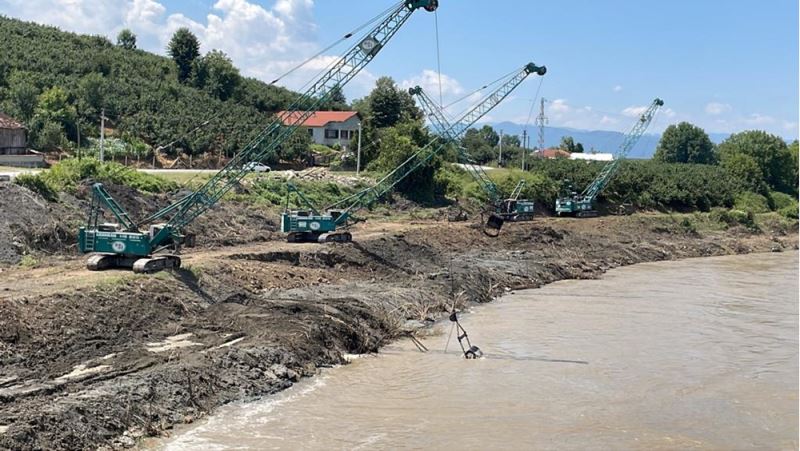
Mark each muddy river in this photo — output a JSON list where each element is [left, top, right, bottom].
[[160, 252, 799, 450]]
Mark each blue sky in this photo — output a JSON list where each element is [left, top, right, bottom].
[[1, 0, 797, 138]]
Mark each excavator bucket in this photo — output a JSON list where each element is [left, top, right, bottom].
[[484, 213, 505, 236]]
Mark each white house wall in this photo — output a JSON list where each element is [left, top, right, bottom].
[[307, 116, 361, 149]]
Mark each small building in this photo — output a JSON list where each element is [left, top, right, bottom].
[[535, 148, 571, 159], [570, 152, 614, 162], [0, 113, 27, 155], [278, 111, 361, 150], [0, 112, 44, 167]]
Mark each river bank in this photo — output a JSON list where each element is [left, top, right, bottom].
[[160, 251, 799, 450], [0, 212, 797, 450]]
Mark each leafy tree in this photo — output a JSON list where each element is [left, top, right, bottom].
[[8, 77, 38, 121], [560, 136, 576, 152], [0, 62, 8, 88], [78, 73, 107, 116], [654, 122, 716, 164], [717, 130, 795, 195], [35, 121, 67, 151], [361, 77, 420, 129], [193, 50, 240, 101], [574, 142, 585, 153], [116, 29, 137, 50], [462, 125, 499, 164], [789, 140, 798, 191], [721, 152, 767, 194], [168, 28, 200, 83], [368, 119, 440, 202], [35, 86, 76, 130], [322, 86, 348, 111], [502, 134, 521, 148], [276, 129, 312, 162]]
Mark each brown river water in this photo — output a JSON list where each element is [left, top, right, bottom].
[[159, 252, 799, 450]]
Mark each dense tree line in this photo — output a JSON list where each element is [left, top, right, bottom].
[[0, 17, 304, 158]]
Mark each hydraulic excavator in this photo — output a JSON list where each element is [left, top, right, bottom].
[[78, 0, 439, 272], [408, 85, 540, 233], [281, 62, 547, 243], [555, 98, 664, 217]]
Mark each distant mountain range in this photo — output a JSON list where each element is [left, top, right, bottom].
[[488, 122, 733, 159]]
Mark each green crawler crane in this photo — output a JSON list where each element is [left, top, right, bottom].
[[555, 98, 664, 217], [78, 0, 439, 272], [408, 85, 543, 233], [281, 62, 547, 243]]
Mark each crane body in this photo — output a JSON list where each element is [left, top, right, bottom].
[[281, 63, 547, 242], [78, 0, 439, 272], [555, 98, 663, 217], [409, 84, 543, 231]]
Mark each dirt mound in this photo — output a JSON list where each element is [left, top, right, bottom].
[[0, 184, 83, 265]]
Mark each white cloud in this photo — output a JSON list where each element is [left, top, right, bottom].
[[613, 85, 623, 93], [705, 102, 732, 115], [743, 113, 776, 126], [622, 105, 648, 118], [400, 69, 465, 98], [600, 115, 619, 126], [549, 98, 570, 114]]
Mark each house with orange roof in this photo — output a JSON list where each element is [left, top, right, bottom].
[[277, 111, 362, 150]]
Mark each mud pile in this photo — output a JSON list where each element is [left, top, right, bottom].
[[0, 183, 83, 264]]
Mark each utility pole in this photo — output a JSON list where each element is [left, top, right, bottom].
[[522, 129, 527, 171], [99, 108, 107, 162], [356, 121, 363, 175], [76, 119, 81, 160], [498, 130, 503, 167], [536, 98, 548, 153]]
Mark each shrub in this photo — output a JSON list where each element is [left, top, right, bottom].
[[734, 192, 770, 214], [14, 173, 59, 202], [18, 254, 39, 268], [41, 159, 176, 193], [728, 209, 759, 231], [778, 205, 798, 220], [249, 177, 365, 209], [679, 217, 697, 234], [770, 191, 798, 211]]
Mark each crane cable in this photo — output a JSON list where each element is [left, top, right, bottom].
[[270, 1, 404, 85], [441, 66, 521, 112], [434, 8, 444, 107], [521, 76, 546, 148]]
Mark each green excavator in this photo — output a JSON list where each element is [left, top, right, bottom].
[[555, 98, 664, 217], [281, 62, 547, 242], [408, 85, 541, 233], [78, 0, 439, 272]]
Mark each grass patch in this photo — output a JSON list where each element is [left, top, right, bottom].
[[18, 255, 38, 269]]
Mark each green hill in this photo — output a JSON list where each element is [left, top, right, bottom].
[[0, 16, 308, 158]]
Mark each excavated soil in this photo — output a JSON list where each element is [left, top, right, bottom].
[[0, 184, 797, 449]]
